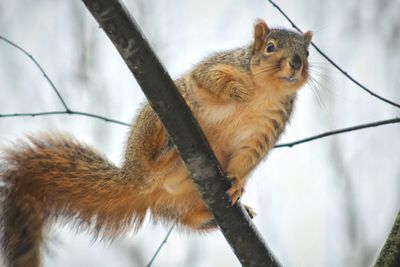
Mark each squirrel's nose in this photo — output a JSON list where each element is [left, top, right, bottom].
[[290, 54, 302, 70]]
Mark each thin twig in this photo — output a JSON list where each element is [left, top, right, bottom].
[[2, 110, 398, 148], [0, 111, 130, 126], [275, 118, 400, 148], [266, 0, 400, 109], [1, 30, 399, 149], [146, 223, 176, 267], [0, 35, 70, 111]]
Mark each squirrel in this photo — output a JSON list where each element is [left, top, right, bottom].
[[0, 19, 312, 266]]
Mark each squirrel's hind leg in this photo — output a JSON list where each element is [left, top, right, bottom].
[[123, 104, 179, 190], [180, 207, 217, 231]]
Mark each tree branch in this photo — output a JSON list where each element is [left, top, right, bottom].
[[0, 111, 130, 126], [275, 118, 400, 148], [374, 211, 400, 267], [2, 33, 399, 150], [266, 0, 400, 109], [81, 0, 280, 266], [0, 35, 70, 111]]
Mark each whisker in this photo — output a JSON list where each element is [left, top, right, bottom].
[[309, 63, 332, 84], [309, 63, 332, 72], [309, 75, 326, 88], [307, 78, 326, 109]]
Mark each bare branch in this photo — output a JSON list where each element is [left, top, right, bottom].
[[0, 35, 70, 111], [275, 118, 400, 148], [81, 0, 280, 266], [0, 111, 130, 126], [374, 211, 400, 267], [146, 222, 176, 267], [266, 0, 400, 109], [2, 36, 399, 150]]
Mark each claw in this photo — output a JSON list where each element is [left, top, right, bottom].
[[243, 204, 257, 219], [226, 174, 244, 205]]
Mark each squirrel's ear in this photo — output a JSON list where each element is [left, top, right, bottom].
[[303, 31, 313, 46], [253, 19, 270, 52]]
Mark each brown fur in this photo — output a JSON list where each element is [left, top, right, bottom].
[[0, 19, 312, 266]]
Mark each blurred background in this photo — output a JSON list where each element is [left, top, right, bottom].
[[0, 0, 399, 266]]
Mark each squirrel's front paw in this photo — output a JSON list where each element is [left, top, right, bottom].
[[229, 83, 251, 102], [226, 174, 244, 204]]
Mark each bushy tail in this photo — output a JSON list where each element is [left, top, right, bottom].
[[0, 134, 146, 267], [2, 194, 44, 267]]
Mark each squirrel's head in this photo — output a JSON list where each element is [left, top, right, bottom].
[[250, 19, 312, 96]]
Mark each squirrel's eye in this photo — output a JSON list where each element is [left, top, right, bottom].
[[306, 51, 309, 57], [266, 43, 276, 53]]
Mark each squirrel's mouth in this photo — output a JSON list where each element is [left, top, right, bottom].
[[280, 76, 298, 83]]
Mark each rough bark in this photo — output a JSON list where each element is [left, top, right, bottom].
[[374, 211, 400, 267]]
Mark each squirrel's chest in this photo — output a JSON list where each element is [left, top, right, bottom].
[[198, 99, 289, 166]]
